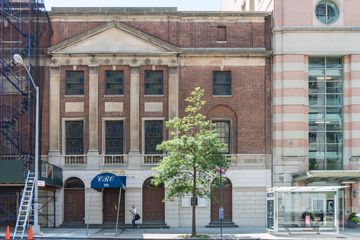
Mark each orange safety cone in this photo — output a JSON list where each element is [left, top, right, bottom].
[[5, 226, 10, 240], [27, 225, 33, 240]]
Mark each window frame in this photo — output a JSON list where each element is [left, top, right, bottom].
[[213, 71, 232, 96], [144, 70, 164, 96], [216, 26, 227, 42], [65, 71, 85, 96], [104, 119, 125, 155], [315, 1, 340, 25], [212, 119, 232, 154], [104, 70, 125, 96], [142, 118, 165, 155], [308, 56, 343, 170], [64, 120, 85, 155]]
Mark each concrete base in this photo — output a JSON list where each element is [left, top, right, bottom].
[[32, 224, 41, 235]]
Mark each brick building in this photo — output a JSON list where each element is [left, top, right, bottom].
[[37, 7, 273, 227]]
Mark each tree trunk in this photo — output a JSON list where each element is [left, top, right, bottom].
[[191, 167, 196, 237]]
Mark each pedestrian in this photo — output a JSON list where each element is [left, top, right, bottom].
[[129, 205, 138, 229]]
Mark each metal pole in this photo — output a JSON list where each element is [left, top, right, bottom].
[[21, 62, 40, 233], [220, 169, 223, 239], [115, 188, 122, 236], [34, 85, 40, 232]]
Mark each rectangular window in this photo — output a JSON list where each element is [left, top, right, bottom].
[[105, 71, 124, 95], [144, 71, 163, 95], [66, 71, 84, 95], [105, 121, 124, 154], [144, 120, 163, 154], [217, 26, 227, 41], [213, 71, 231, 96], [65, 121, 84, 154], [308, 57, 343, 170], [213, 120, 231, 154]]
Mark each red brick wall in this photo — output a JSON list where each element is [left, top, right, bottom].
[[179, 64, 271, 154], [50, 18, 270, 49]]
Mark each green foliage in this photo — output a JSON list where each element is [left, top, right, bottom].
[[351, 217, 360, 224], [152, 87, 230, 200]]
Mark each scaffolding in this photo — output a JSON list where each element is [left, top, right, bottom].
[[0, 0, 51, 171], [0, 0, 52, 225]]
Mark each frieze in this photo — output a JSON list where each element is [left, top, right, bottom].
[[48, 56, 180, 67]]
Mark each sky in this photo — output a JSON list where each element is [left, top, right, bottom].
[[44, 0, 224, 11]]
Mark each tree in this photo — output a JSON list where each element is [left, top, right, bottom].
[[153, 87, 230, 237]]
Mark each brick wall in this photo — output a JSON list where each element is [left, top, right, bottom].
[[50, 17, 270, 49], [179, 64, 271, 154]]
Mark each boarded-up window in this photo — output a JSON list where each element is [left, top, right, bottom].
[[217, 26, 227, 41]]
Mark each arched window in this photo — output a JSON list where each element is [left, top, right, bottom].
[[65, 177, 84, 188]]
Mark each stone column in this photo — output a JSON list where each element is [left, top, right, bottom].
[[168, 67, 179, 120], [87, 66, 99, 167], [129, 67, 141, 167], [48, 67, 61, 165]]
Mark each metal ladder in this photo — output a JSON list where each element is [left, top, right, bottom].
[[13, 171, 35, 240]]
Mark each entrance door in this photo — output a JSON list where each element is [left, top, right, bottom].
[[103, 188, 125, 223], [64, 178, 85, 224], [211, 178, 232, 222], [142, 178, 165, 223]]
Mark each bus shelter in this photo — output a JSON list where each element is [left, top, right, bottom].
[[266, 186, 346, 234]]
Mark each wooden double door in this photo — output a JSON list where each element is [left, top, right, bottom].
[[142, 178, 165, 223], [64, 178, 85, 224], [103, 188, 125, 223], [64, 188, 85, 224], [210, 178, 232, 222]]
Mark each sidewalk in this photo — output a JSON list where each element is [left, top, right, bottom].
[[0, 227, 359, 239]]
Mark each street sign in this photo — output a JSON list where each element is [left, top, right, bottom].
[[219, 207, 224, 220], [191, 197, 198, 206], [38, 180, 45, 187]]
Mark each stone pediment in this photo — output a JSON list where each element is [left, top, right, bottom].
[[49, 22, 180, 55]]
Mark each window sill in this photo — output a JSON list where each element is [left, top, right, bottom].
[[64, 95, 85, 97], [212, 95, 232, 97], [104, 94, 125, 97], [216, 41, 227, 44], [144, 95, 164, 97]]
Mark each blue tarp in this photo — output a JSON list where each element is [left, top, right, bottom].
[[91, 172, 126, 191]]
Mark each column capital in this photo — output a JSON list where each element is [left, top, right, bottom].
[[130, 66, 140, 74], [50, 67, 60, 75], [89, 66, 99, 75]]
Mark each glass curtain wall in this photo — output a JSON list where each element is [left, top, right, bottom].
[[309, 57, 343, 170]]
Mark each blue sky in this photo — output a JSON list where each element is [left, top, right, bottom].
[[45, 0, 223, 11]]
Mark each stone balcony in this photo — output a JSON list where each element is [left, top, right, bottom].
[[58, 153, 269, 170]]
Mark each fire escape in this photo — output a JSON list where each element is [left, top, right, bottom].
[[0, 0, 61, 230]]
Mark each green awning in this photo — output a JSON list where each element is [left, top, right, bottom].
[[293, 170, 360, 183]]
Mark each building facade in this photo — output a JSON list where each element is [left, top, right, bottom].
[[271, 0, 360, 219], [40, 8, 272, 227], [221, 0, 360, 228]]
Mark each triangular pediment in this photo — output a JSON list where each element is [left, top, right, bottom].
[[49, 22, 180, 54]]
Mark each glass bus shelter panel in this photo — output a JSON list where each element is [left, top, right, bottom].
[[277, 191, 339, 232]]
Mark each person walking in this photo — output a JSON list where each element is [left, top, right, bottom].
[[129, 205, 138, 229]]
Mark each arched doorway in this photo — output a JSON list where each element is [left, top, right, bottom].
[[211, 178, 232, 222], [64, 177, 85, 224], [103, 188, 125, 223], [142, 178, 165, 223]]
